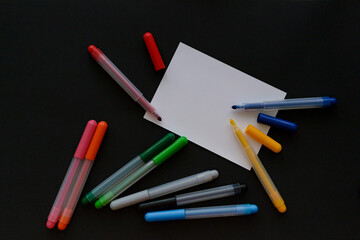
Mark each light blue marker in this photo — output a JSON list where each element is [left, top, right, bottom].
[[145, 204, 258, 222], [232, 97, 337, 111]]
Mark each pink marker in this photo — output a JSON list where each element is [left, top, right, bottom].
[[46, 120, 97, 229], [58, 121, 108, 230], [88, 45, 162, 121]]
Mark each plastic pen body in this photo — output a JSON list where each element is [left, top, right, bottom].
[[82, 155, 143, 204], [58, 159, 93, 229], [46, 120, 97, 229], [145, 204, 258, 222], [230, 119, 286, 213], [58, 121, 108, 230], [95, 136, 188, 209], [96, 160, 157, 208], [232, 97, 337, 111], [139, 183, 247, 211], [110, 170, 219, 210], [88, 45, 161, 121], [82, 133, 175, 204], [46, 157, 82, 228]]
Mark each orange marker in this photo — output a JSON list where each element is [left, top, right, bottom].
[[245, 124, 282, 153], [58, 121, 108, 230]]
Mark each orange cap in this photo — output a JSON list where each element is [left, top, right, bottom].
[[85, 121, 108, 161], [245, 124, 282, 153]]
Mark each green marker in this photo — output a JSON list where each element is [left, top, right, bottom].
[[95, 136, 188, 209], [81, 133, 176, 205]]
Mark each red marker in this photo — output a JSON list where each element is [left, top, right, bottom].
[[143, 32, 165, 71]]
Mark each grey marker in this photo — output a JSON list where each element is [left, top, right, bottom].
[[109, 170, 219, 210], [139, 183, 247, 211]]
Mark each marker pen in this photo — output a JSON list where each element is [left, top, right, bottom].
[[58, 121, 107, 230], [46, 120, 97, 229], [232, 97, 337, 111], [139, 183, 247, 211], [82, 133, 175, 204], [110, 170, 219, 210], [95, 136, 188, 209], [145, 204, 258, 222]]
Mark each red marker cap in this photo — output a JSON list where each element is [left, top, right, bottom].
[[143, 32, 165, 71]]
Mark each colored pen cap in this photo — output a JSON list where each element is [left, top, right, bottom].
[[257, 113, 297, 132], [323, 97, 337, 106], [74, 120, 97, 159], [88, 45, 103, 59], [139, 133, 176, 161], [152, 137, 188, 165], [143, 32, 165, 71], [85, 121, 108, 161], [245, 124, 282, 153]]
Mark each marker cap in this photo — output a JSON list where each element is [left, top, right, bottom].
[[257, 113, 298, 132], [74, 120, 97, 159], [145, 209, 186, 222], [139, 133, 176, 162], [245, 124, 282, 153], [85, 121, 108, 161], [143, 32, 165, 71], [152, 137, 188, 166], [323, 97, 337, 106]]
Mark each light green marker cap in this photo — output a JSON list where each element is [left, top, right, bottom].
[[152, 136, 188, 165]]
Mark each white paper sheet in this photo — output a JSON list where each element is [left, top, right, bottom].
[[144, 43, 286, 170]]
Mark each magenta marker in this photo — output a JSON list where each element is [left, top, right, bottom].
[[46, 120, 97, 229]]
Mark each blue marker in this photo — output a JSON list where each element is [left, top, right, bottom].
[[145, 204, 258, 222], [232, 97, 337, 111]]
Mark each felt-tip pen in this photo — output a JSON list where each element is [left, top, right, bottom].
[[46, 120, 97, 229], [95, 136, 188, 209], [82, 133, 175, 204], [139, 183, 247, 211], [145, 204, 258, 222], [110, 170, 219, 210], [58, 121, 107, 230], [88, 45, 162, 121], [232, 97, 337, 110]]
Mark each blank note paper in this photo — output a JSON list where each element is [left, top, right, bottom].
[[144, 43, 286, 170]]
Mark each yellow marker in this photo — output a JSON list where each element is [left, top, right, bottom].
[[245, 124, 282, 153], [230, 119, 286, 213]]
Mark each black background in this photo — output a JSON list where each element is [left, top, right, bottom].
[[1, 1, 360, 239]]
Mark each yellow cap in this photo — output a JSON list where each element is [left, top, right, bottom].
[[245, 124, 282, 153]]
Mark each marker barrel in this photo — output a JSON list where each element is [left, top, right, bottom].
[[96, 161, 157, 208], [230, 119, 286, 213], [139, 183, 247, 211], [82, 133, 175, 204], [47, 157, 82, 228], [145, 204, 258, 222], [58, 159, 93, 229], [82, 156, 143, 204], [95, 137, 188, 208], [58, 121, 107, 230], [233, 97, 337, 111], [88, 45, 161, 120], [46, 120, 97, 229], [110, 170, 219, 210], [177, 183, 245, 206]]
